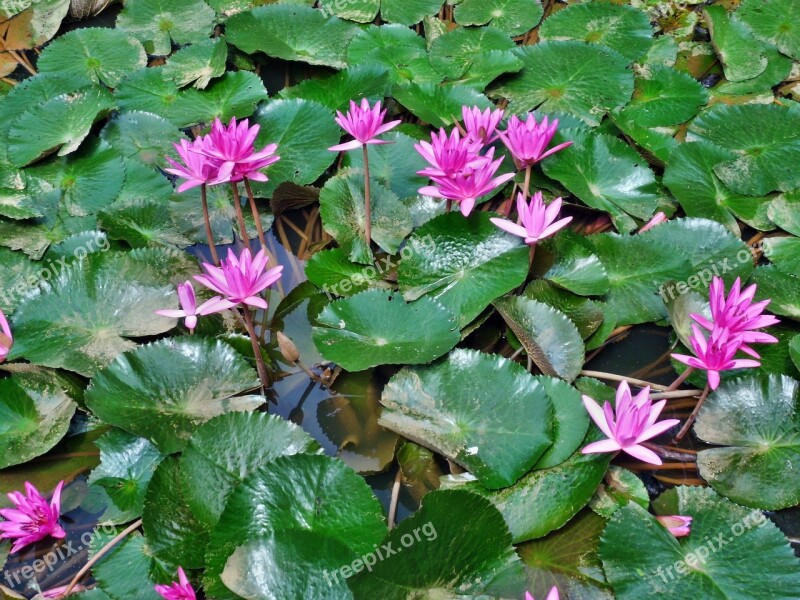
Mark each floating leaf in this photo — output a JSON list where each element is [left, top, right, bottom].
[[716, 44, 793, 95], [392, 83, 492, 128], [0, 246, 40, 314], [763, 236, 800, 275], [538, 231, 611, 297], [312, 289, 459, 371], [398, 212, 529, 327], [98, 197, 193, 248], [304, 248, 380, 297], [737, 0, 800, 60], [92, 531, 161, 600], [279, 65, 390, 112], [705, 5, 768, 82], [589, 466, 649, 519], [539, 2, 653, 62], [116, 0, 216, 56], [617, 65, 708, 127], [600, 486, 800, 599], [101, 111, 185, 167], [491, 41, 633, 126], [346, 24, 441, 85], [171, 70, 268, 127], [524, 280, 605, 340], [454, 0, 543, 36], [380, 348, 552, 489], [84, 337, 261, 453], [532, 376, 590, 468], [37, 27, 147, 87], [342, 131, 427, 200], [163, 37, 227, 89], [752, 265, 800, 319], [767, 190, 800, 236]]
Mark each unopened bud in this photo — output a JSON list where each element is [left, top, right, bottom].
[[276, 331, 300, 363]]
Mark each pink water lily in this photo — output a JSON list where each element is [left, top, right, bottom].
[[490, 191, 572, 245], [415, 128, 486, 179], [201, 117, 280, 184], [525, 587, 559, 600], [0, 481, 66, 554], [499, 113, 572, 169], [639, 211, 667, 232], [656, 515, 692, 538], [691, 276, 779, 358], [582, 381, 680, 465], [155, 281, 234, 332], [672, 325, 760, 390], [194, 248, 282, 310], [155, 567, 196, 600], [420, 147, 515, 216], [462, 105, 504, 145], [329, 98, 401, 152], [165, 138, 222, 193], [0, 308, 12, 363]]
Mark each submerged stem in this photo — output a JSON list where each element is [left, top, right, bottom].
[[229, 181, 250, 244], [362, 145, 372, 251], [674, 383, 710, 442], [242, 306, 270, 392], [200, 184, 220, 265], [666, 367, 695, 391], [243, 178, 268, 251], [578, 370, 670, 391]]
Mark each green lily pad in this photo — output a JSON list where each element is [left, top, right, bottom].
[[398, 212, 529, 327], [767, 189, 800, 236], [695, 373, 800, 510], [524, 280, 605, 340], [279, 65, 391, 112], [538, 231, 611, 297], [88, 428, 165, 525], [0, 371, 77, 469], [85, 337, 262, 453], [92, 531, 162, 600], [609, 110, 679, 165], [330, 0, 442, 25], [311, 289, 460, 371], [349, 490, 526, 599], [541, 129, 660, 233], [540, 2, 653, 62], [98, 197, 193, 248], [37, 27, 147, 87], [203, 454, 387, 600], [305, 248, 382, 297], [688, 103, 800, 196], [163, 36, 227, 89], [454, 0, 543, 36], [589, 466, 649, 519], [716, 44, 793, 95], [705, 5, 768, 82], [319, 169, 412, 263], [392, 83, 492, 128], [763, 236, 800, 275], [790, 335, 800, 373], [116, 0, 216, 56], [495, 296, 585, 382], [225, 4, 359, 68], [101, 111, 185, 167], [491, 41, 634, 126], [533, 376, 590, 469], [171, 70, 268, 127], [114, 68, 182, 121], [617, 65, 708, 127], [180, 412, 322, 529], [600, 486, 800, 599], [8, 86, 115, 167], [737, 0, 800, 60], [0, 246, 41, 314], [380, 348, 552, 489], [8, 249, 186, 376], [752, 264, 800, 319], [249, 98, 341, 197], [346, 24, 441, 85]]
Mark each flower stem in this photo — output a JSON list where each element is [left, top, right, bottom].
[[578, 370, 670, 391], [200, 184, 220, 265], [446, 199, 452, 213], [362, 145, 372, 251], [674, 383, 710, 442], [60, 519, 143, 598], [387, 466, 402, 530], [229, 181, 250, 245], [522, 165, 532, 202], [666, 367, 695, 391], [242, 306, 270, 392], [243, 178, 268, 252]]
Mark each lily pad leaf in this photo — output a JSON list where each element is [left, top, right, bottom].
[[346, 24, 441, 85], [767, 189, 800, 236], [539, 2, 653, 62], [695, 373, 800, 510], [163, 37, 227, 89], [705, 5, 768, 82], [279, 65, 391, 112], [180, 412, 322, 529], [524, 280, 605, 340], [491, 41, 633, 126], [380, 348, 552, 489], [688, 103, 800, 196], [98, 197, 193, 248], [203, 454, 387, 600], [312, 289, 460, 371], [304, 248, 381, 297], [92, 531, 162, 600], [101, 111, 185, 167], [171, 71, 268, 127], [116, 0, 216, 56], [538, 230, 611, 296], [84, 337, 261, 453], [752, 265, 800, 320], [599, 486, 800, 599], [532, 376, 590, 469], [454, 0, 543, 36], [37, 27, 147, 87], [737, 0, 800, 60], [398, 212, 529, 327], [495, 297, 585, 382], [763, 236, 800, 275], [349, 490, 526, 599], [589, 466, 649, 519], [225, 4, 359, 69], [0, 371, 77, 469], [617, 65, 708, 127], [392, 83, 492, 128]]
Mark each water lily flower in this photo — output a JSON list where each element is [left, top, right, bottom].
[[581, 381, 680, 465], [194, 247, 283, 310], [656, 515, 693, 538], [490, 191, 572, 245], [0, 481, 66, 554], [328, 98, 401, 152], [420, 147, 515, 216], [165, 138, 222, 193], [155, 281, 234, 332], [499, 113, 572, 169], [201, 117, 280, 184], [691, 276, 779, 358], [525, 587, 559, 600], [414, 128, 486, 179], [462, 105, 504, 145], [671, 325, 760, 390], [155, 567, 196, 600], [0, 308, 12, 363], [639, 212, 667, 232]]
